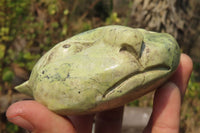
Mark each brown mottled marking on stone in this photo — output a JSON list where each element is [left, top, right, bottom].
[[47, 52, 54, 63], [134, 35, 137, 39], [63, 44, 71, 48]]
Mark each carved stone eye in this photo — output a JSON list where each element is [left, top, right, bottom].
[[119, 44, 134, 52], [119, 43, 140, 58], [119, 41, 145, 59]]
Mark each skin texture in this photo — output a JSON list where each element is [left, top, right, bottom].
[[15, 25, 180, 115], [6, 54, 193, 133]]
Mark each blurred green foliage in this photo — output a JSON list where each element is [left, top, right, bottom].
[[0, 0, 120, 87], [0, 44, 5, 59], [0, 0, 30, 83], [0, 0, 73, 86], [2, 68, 14, 82], [106, 12, 121, 25], [187, 71, 200, 99], [6, 122, 19, 133], [180, 62, 200, 132]]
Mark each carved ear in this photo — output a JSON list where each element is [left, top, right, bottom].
[[15, 81, 33, 97]]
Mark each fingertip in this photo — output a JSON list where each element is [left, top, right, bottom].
[[180, 53, 193, 74], [144, 82, 181, 133], [6, 100, 76, 133], [6, 101, 19, 118], [6, 101, 36, 117], [170, 53, 193, 96], [145, 54, 193, 133], [153, 82, 181, 117], [174, 53, 193, 81], [6, 101, 37, 131]]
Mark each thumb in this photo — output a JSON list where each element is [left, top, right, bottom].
[[6, 100, 76, 133]]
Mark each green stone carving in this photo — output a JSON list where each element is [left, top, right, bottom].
[[15, 25, 180, 115]]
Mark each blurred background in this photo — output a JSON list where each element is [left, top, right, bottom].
[[0, 0, 199, 132]]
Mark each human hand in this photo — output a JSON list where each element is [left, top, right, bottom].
[[6, 54, 193, 133], [143, 53, 193, 133]]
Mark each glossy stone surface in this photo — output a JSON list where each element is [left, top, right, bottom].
[[15, 25, 180, 115]]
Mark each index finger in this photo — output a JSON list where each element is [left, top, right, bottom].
[[170, 53, 193, 97], [144, 54, 193, 133]]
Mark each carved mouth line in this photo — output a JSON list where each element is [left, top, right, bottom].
[[102, 64, 171, 98]]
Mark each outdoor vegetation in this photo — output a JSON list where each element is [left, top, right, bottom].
[[0, 0, 200, 133]]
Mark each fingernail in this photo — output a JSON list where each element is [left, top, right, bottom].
[[165, 82, 178, 89], [7, 116, 34, 131], [168, 81, 184, 102], [155, 82, 180, 100]]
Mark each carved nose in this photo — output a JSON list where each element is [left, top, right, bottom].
[[140, 32, 180, 71]]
